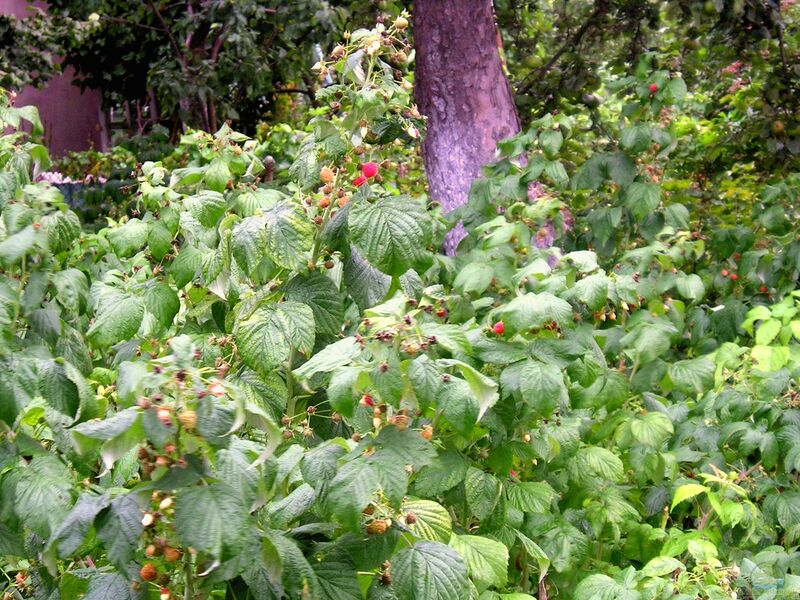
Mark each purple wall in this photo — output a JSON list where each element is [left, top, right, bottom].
[[1, 0, 108, 156]]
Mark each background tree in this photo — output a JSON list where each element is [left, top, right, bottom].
[[413, 0, 520, 216]]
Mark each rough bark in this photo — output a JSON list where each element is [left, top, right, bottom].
[[413, 0, 520, 213]]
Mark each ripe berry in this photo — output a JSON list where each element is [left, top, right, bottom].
[[361, 162, 379, 178], [760, 285, 768, 293], [139, 563, 158, 582], [492, 321, 505, 335], [649, 83, 658, 93], [360, 394, 375, 408], [731, 273, 738, 281], [353, 175, 367, 187], [720, 269, 729, 277], [318, 197, 331, 209]]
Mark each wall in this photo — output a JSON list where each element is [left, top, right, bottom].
[[0, 0, 108, 156]]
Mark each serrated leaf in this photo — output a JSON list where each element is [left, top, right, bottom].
[[667, 358, 714, 395], [349, 196, 431, 276], [262, 202, 314, 270], [517, 359, 567, 417], [235, 301, 315, 372], [506, 482, 556, 513], [87, 284, 144, 347], [326, 460, 379, 531], [15, 456, 73, 538], [465, 468, 502, 520], [47, 493, 110, 557], [175, 483, 250, 558], [403, 499, 453, 543], [42, 210, 81, 254], [449, 534, 509, 588], [108, 218, 149, 257], [95, 493, 143, 573], [670, 483, 709, 510], [284, 271, 344, 335], [392, 541, 468, 600], [494, 292, 572, 333]]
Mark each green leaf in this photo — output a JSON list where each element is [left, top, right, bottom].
[[204, 158, 232, 193], [640, 556, 685, 577], [285, 272, 344, 336], [175, 483, 250, 558], [755, 318, 781, 346], [629, 413, 673, 447], [343, 245, 391, 310], [47, 493, 110, 558], [185, 189, 227, 227], [262, 202, 314, 270], [518, 360, 567, 416], [506, 482, 556, 513], [574, 274, 609, 310], [235, 301, 315, 372], [108, 218, 149, 256], [670, 483, 709, 511], [675, 274, 705, 303], [87, 284, 144, 347], [402, 499, 453, 543], [574, 574, 629, 600], [53, 269, 89, 314], [572, 446, 624, 482], [667, 358, 714, 395], [326, 460, 380, 531], [539, 129, 564, 157], [449, 534, 509, 588], [454, 263, 495, 295], [313, 559, 362, 600], [95, 493, 143, 573], [83, 571, 139, 600], [493, 293, 572, 333], [392, 541, 469, 600], [294, 337, 361, 380], [437, 359, 499, 420], [42, 210, 81, 254], [148, 221, 173, 261], [623, 182, 661, 221], [231, 215, 266, 274], [39, 359, 81, 419], [620, 124, 652, 153], [437, 377, 478, 434], [142, 281, 179, 333], [72, 408, 145, 472], [349, 196, 432, 276], [465, 468, 502, 520], [414, 449, 470, 496], [15, 456, 73, 538]]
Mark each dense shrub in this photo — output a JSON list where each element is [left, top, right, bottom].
[[1, 15, 799, 600]]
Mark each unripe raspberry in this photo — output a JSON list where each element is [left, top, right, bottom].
[[139, 563, 158, 582]]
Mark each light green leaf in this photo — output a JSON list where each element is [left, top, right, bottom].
[[402, 499, 453, 543], [506, 482, 556, 513], [671, 483, 709, 511], [493, 292, 572, 333], [449, 534, 509, 588], [261, 201, 314, 270]]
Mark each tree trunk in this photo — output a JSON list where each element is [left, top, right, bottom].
[[413, 0, 520, 214]]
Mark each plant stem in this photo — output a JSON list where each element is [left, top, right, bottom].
[[184, 552, 194, 600], [285, 347, 297, 418]]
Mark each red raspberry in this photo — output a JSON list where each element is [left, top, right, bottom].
[[649, 83, 658, 93], [360, 394, 375, 407], [731, 273, 738, 281], [760, 285, 768, 293], [361, 162, 379, 178], [720, 269, 729, 277], [493, 321, 505, 335], [353, 175, 367, 187]]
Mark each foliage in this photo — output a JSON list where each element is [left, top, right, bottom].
[[2, 8, 800, 600]]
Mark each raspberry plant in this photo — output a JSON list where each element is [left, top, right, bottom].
[[2, 14, 800, 600]]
